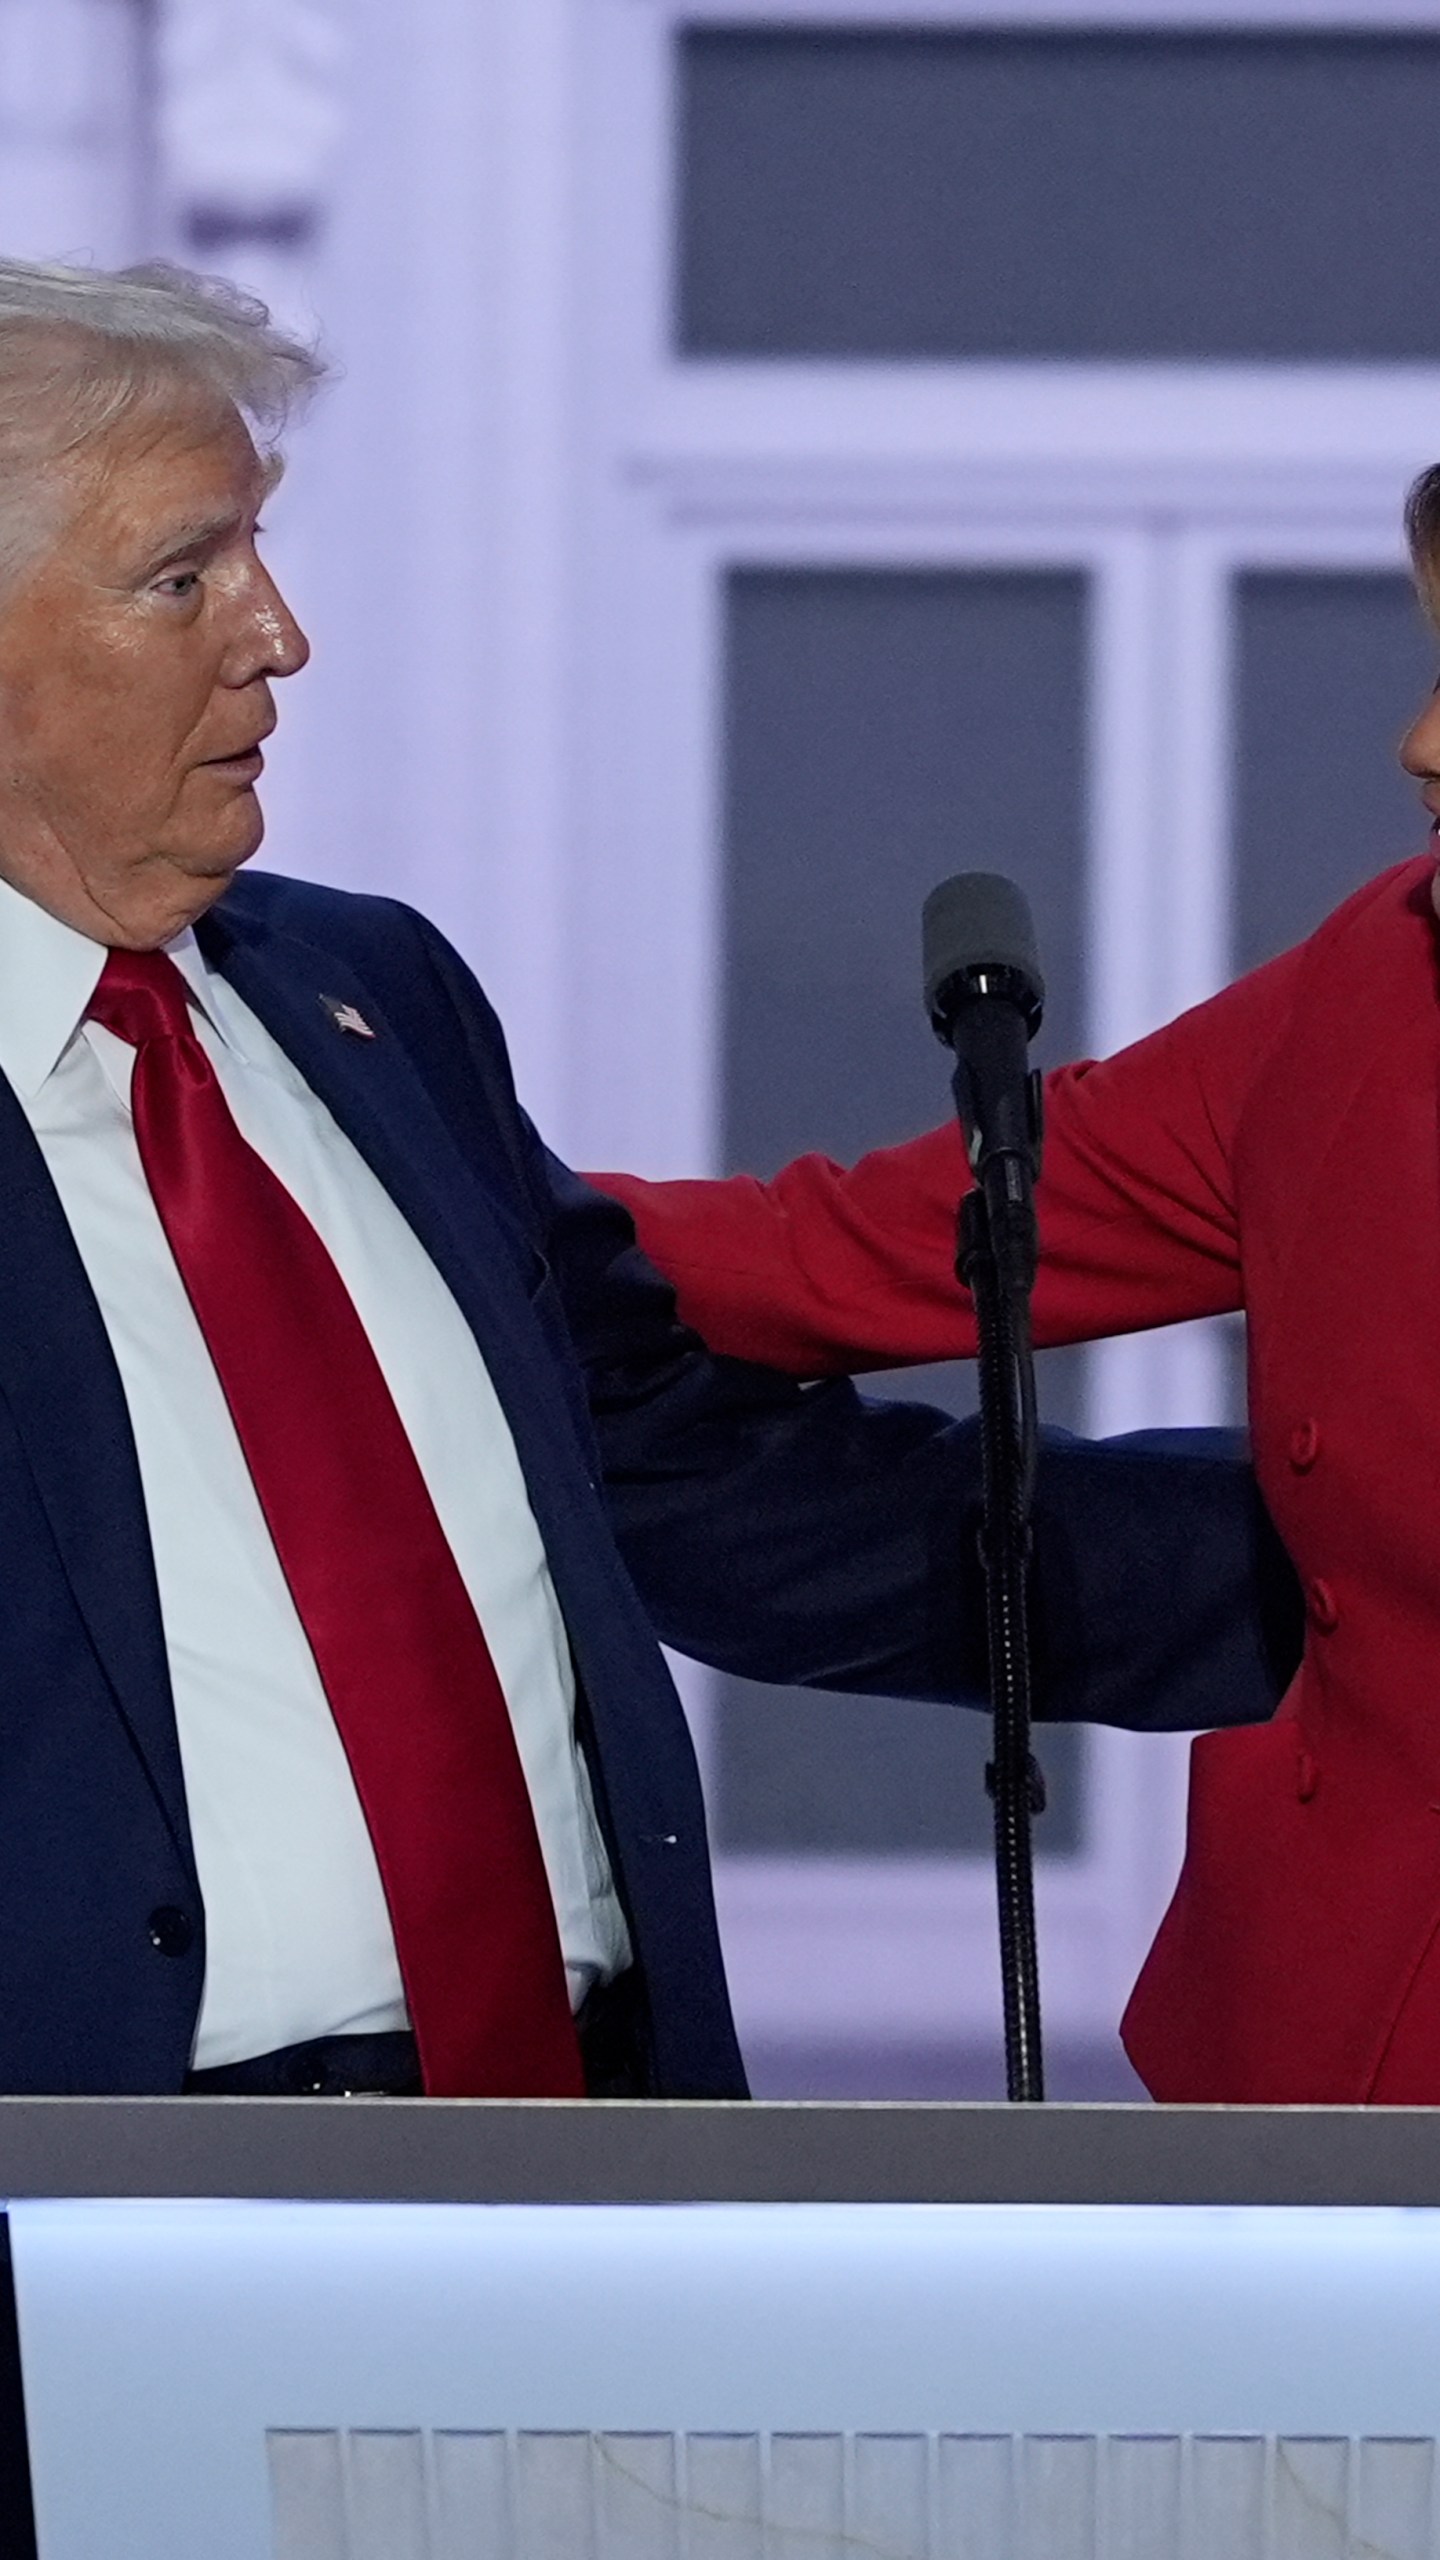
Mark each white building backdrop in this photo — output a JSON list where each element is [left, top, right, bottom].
[[7, 0, 1439, 2095]]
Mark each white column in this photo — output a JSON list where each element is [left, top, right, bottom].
[[153, 1, 350, 930], [152, 0, 582, 1139], [1086, 526, 1234, 1439], [0, 0, 146, 265], [154, 0, 347, 326]]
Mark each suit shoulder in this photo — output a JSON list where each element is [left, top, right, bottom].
[[1196, 855, 1437, 1061], [226, 865, 511, 1011], [217, 868, 439, 968], [1242, 856, 1439, 1057], [216, 870, 526, 1133], [1294, 855, 1436, 973]]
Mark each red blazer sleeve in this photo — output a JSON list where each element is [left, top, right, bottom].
[[593, 938, 1307, 1375]]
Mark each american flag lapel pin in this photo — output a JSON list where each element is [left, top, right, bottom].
[[320, 994, 377, 1040]]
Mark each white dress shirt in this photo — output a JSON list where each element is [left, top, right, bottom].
[[0, 875, 630, 2068]]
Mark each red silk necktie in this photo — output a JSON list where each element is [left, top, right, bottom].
[[89, 948, 584, 2096]]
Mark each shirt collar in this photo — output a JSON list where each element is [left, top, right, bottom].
[[0, 873, 236, 1103]]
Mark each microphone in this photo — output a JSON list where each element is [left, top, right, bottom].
[[922, 872, 1045, 1297]]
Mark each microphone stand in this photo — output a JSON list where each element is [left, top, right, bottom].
[[923, 877, 1049, 2102], [957, 1147, 1046, 2103]]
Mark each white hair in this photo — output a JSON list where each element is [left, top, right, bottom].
[[0, 255, 329, 594]]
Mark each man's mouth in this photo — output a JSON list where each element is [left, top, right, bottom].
[[201, 738, 268, 776], [201, 716, 276, 772]]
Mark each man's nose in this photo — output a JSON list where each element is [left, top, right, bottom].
[[228, 562, 311, 684], [255, 564, 310, 679]]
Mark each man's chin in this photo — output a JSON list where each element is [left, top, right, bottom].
[[179, 807, 265, 889], [127, 834, 264, 948]]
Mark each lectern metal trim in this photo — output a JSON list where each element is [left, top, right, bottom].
[[0, 2100, 1435, 2205]]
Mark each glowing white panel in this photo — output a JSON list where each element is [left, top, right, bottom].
[[13, 2201, 1440, 2559]]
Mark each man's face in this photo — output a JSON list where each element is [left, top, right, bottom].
[[0, 399, 309, 949]]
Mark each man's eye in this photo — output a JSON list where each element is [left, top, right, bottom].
[[157, 570, 201, 598]]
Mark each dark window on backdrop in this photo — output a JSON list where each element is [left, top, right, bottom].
[[715, 567, 1089, 1856], [679, 31, 1440, 363]]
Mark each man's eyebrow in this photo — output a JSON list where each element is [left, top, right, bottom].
[[136, 462, 285, 576], [138, 506, 243, 571]]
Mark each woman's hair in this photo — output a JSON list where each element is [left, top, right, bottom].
[[1405, 463, 1440, 614], [0, 255, 328, 595]]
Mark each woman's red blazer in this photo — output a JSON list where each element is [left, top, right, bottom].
[[598, 856, 1440, 2103]]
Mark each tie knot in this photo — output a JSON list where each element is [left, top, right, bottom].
[[87, 947, 196, 1050]]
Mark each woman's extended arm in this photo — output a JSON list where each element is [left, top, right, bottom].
[[592, 938, 1304, 1374]]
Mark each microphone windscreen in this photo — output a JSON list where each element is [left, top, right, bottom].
[[923, 872, 1044, 1029]]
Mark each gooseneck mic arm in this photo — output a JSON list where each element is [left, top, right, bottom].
[[923, 873, 1047, 2103]]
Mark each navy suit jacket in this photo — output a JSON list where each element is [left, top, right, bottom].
[[0, 872, 1302, 2094]]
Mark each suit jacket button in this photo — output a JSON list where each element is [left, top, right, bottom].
[[1307, 1577, 1339, 1633], [1289, 1419, 1320, 1471], [148, 1906, 194, 1958]]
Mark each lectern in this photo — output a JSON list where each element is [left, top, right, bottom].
[[5, 2100, 1440, 2558]]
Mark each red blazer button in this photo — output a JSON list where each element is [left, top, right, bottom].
[[1296, 1750, 1319, 1803], [1289, 1419, 1320, 1471], [1307, 1577, 1339, 1632]]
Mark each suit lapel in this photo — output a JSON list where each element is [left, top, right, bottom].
[[0, 1074, 194, 1864], [198, 910, 600, 1544]]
